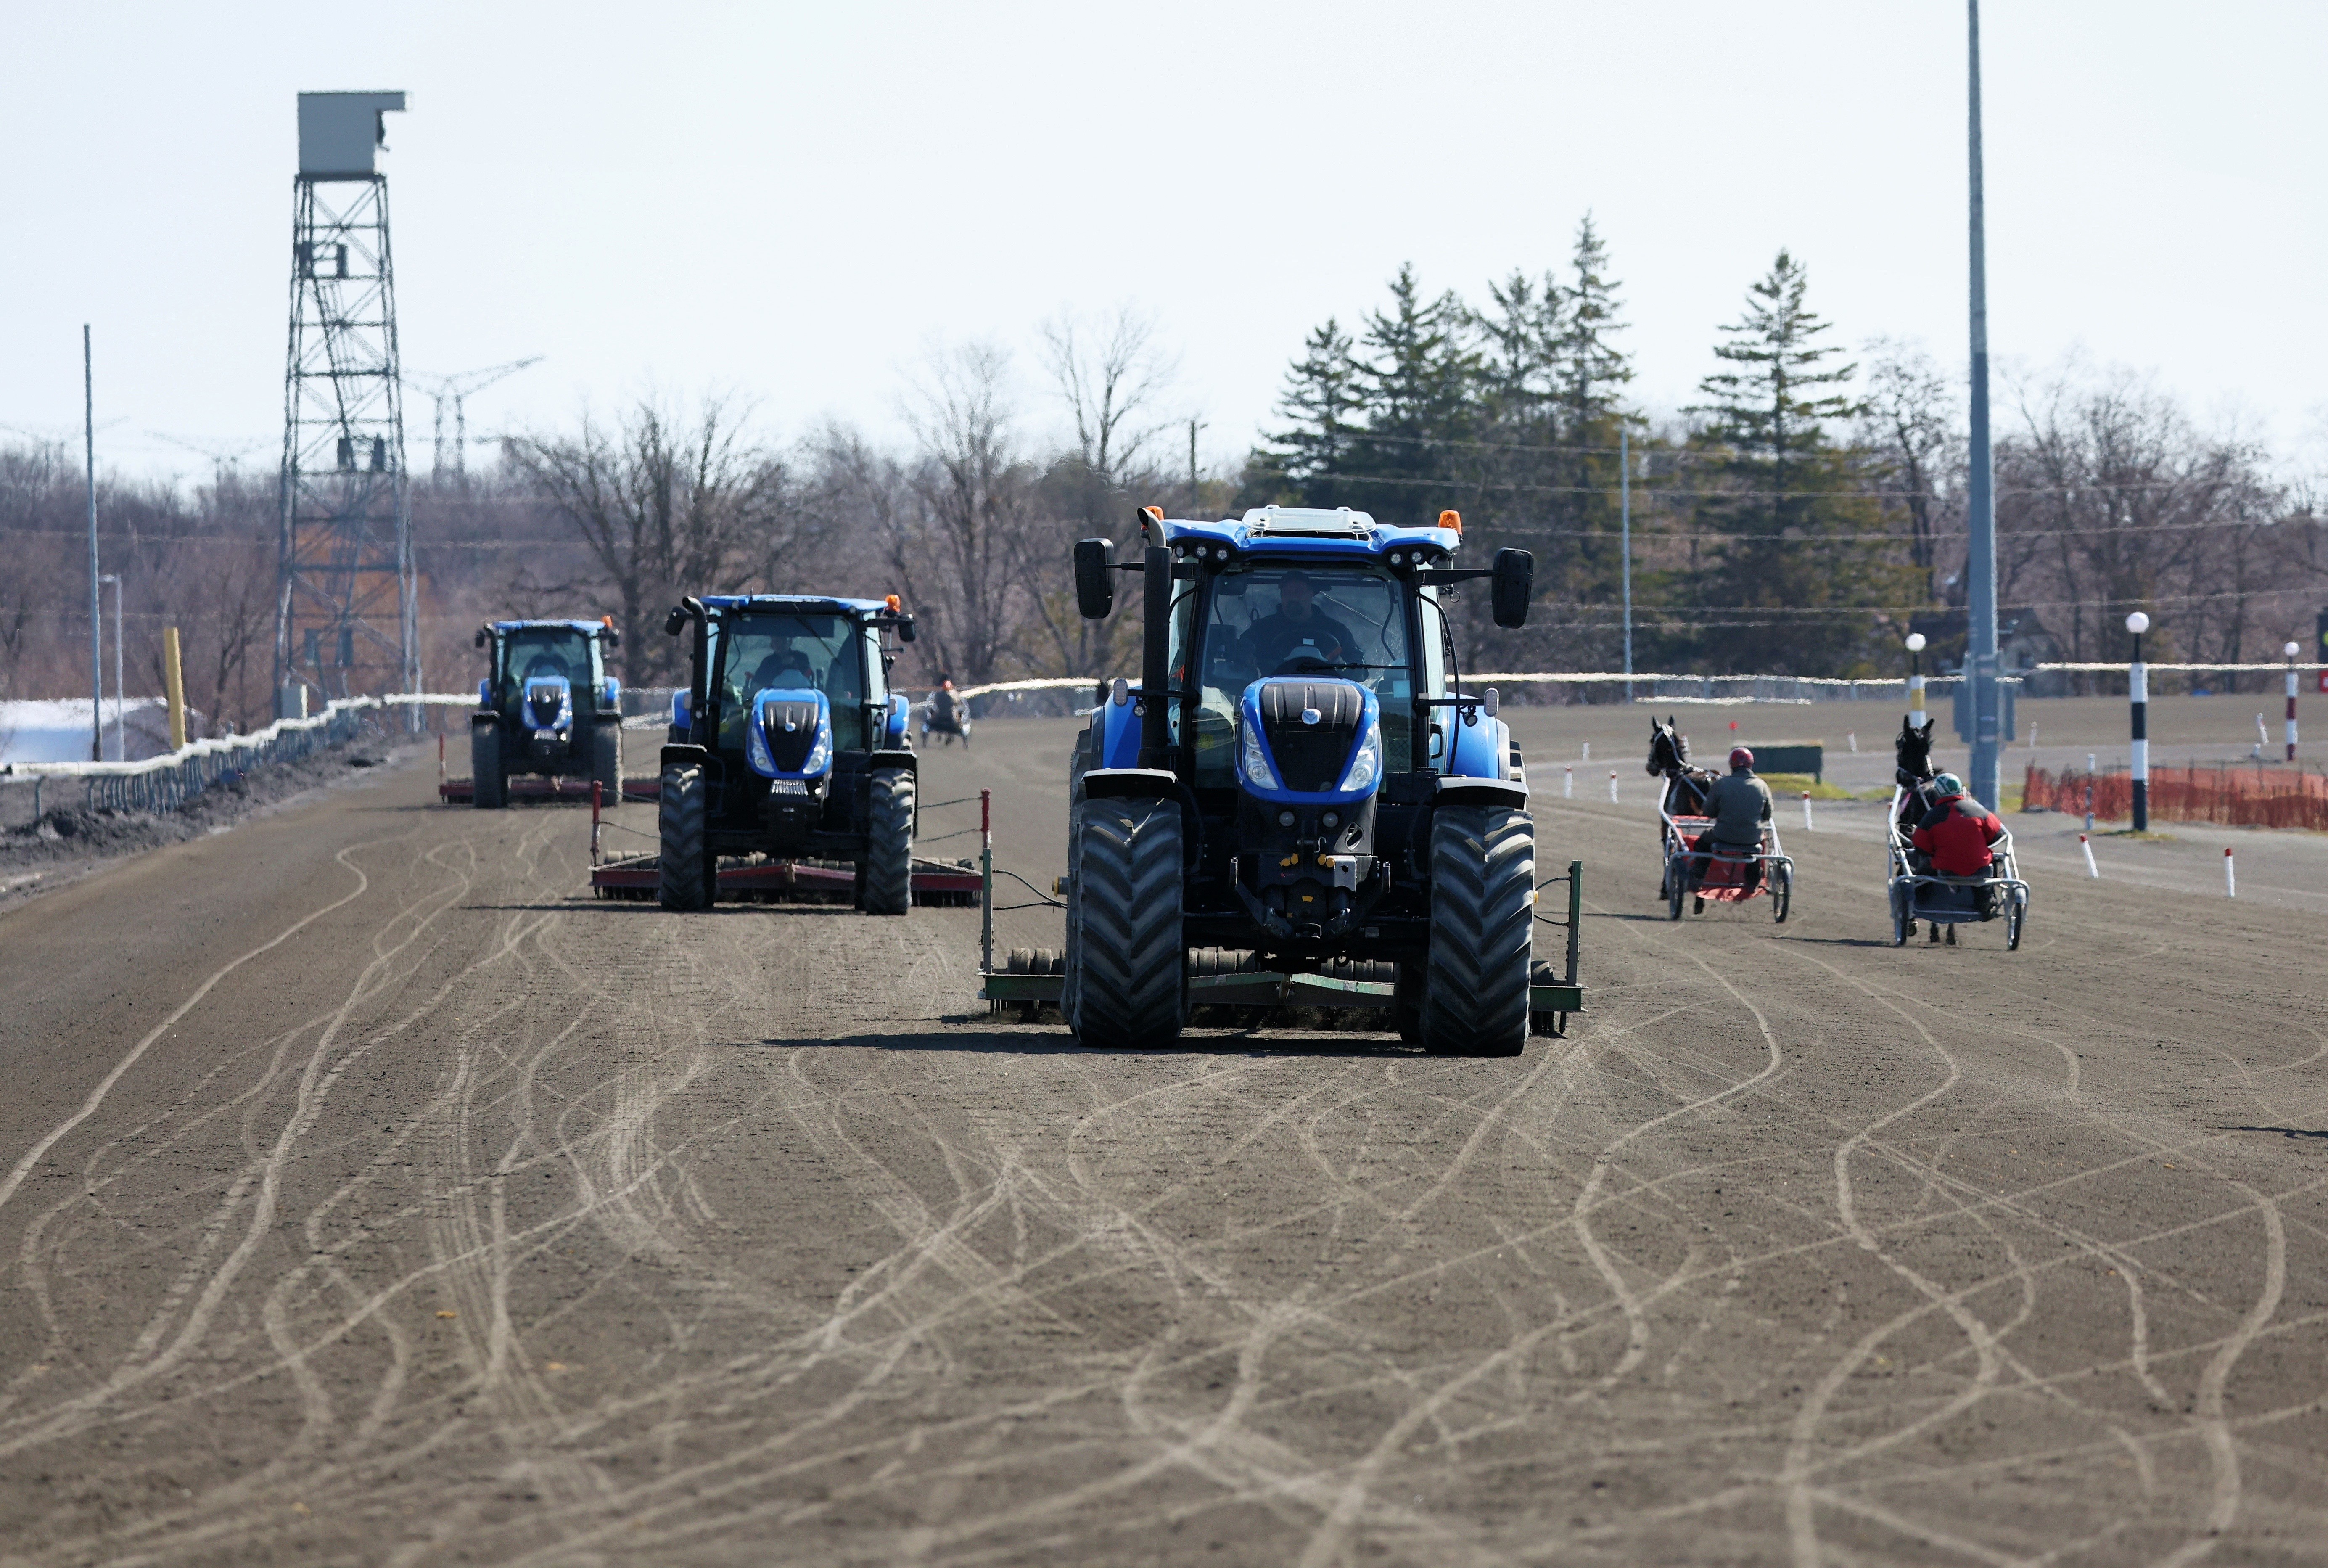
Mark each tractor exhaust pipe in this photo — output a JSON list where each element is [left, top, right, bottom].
[[1137, 544, 1172, 771]]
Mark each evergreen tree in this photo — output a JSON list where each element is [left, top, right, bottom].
[[1260, 318, 1365, 509], [1683, 250, 1906, 673], [1548, 216, 1635, 622], [1343, 264, 1478, 526]]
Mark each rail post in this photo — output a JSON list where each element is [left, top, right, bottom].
[[1564, 860, 1582, 986], [2285, 640, 2300, 762], [2127, 612, 2150, 831], [979, 788, 994, 976], [591, 779, 602, 865]]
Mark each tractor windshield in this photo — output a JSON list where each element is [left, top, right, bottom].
[[1185, 564, 1414, 785], [501, 626, 592, 696], [713, 611, 868, 752]]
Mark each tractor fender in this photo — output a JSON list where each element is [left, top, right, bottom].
[[660, 742, 711, 769], [1095, 698, 1144, 769], [1444, 711, 1511, 780], [866, 748, 918, 775], [1435, 775, 1528, 810], [1080, 767, 1178, 801], [470, 710, 501, 731]]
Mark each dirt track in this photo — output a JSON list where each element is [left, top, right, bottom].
[[1, 717, 2323, 1565]]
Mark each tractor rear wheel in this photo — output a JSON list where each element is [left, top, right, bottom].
[[590, 722, 622, 806], [471, 722, 506, 809], [658, 761, 711, 911], [1418, 806, 1533, 1058], [1063, 795, 1184, 1050], [863, 767, 914, 915]]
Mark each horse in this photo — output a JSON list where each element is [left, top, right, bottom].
[[1646, 716, 1719, 819], [1894, 717, 1937, 836]]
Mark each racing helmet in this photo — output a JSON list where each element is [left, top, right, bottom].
[[1729, 746, 1754, 771], [1932, 772, 1966, 799]]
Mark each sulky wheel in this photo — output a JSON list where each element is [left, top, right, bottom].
[[1771, 862, 1792, 923]]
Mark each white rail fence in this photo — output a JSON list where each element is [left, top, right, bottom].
[[3, 694, 473, 817]]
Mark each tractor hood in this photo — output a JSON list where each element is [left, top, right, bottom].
[[522, 676, 573, 740], [746, 687, 833, 780], [1235, 678, 1383, 805]]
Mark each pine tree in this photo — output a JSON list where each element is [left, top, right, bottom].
[[1683, 250, 1906, 674], [1260, 318, 1365, 509], [1343, 264, 1479, 526]]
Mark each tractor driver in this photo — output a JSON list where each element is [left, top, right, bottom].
[[523, 652, 571, 687], [745, 640, 817, 697], [1243, 571, 1363, 674]]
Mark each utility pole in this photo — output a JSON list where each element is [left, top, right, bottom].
[[1621, 426, 1634, 703], [1188, 417, 1205, 518], [1965, 0, 2002, 809], [85, 326, 100, 763]]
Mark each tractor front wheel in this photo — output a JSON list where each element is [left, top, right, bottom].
[[1418, 806, 1534, 1058], [863, 767, 914, 915], [471, 722, 506, 809], [658, 761, 711, 911], [1063, 796, 1184, 1050]]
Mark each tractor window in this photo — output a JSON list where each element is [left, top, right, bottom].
[[1190, 564, 1411, 785], [713, 612, 867, 751], [1416, 590, 1455, 769], [499, 627, 592, 698]]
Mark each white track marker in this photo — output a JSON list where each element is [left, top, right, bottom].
[[2257, 713, 2270, 748], [2080, 833, 2100, 878], [2029, 722, 2039, 752], [2225, 846, 2236, 898], [1582, 740, 1591, 762], [1564, 765, 1573, 799], [1802, 791, 1815, 830], [1848, 730, 1858, 753], [1608, 770, 1619, 804]]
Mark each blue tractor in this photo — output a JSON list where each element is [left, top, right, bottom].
[[1064, 506, 1539, 1055], [469, 618, 624, 808], [657, 594, 919, 913]]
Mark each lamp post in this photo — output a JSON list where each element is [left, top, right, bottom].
[[1905, 632, 1928, 727], [2286, 640, 2301, 763], [2127, 611, 2151, 831]]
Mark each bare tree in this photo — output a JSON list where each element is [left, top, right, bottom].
[[1040, 307, 1175, 484], [508, 398, 795, 685], [1859, 341, 1963, 605]]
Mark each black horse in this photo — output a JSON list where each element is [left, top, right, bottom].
[[1894, 717, 1937, 835], [1647, 716, 1718, 818]]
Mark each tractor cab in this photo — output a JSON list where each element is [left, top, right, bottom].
[[654, 593, 920, 912], [467, 618, 624, 808]]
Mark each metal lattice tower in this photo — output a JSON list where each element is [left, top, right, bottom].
[[274, 91, 416, 714]]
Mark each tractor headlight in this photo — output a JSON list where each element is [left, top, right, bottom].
[[1239, 719, 1280, 791], [1278, 809, 1296, 828], [747, 713, 775, 775], [803, 722, 832, 776], [1336, 719, 1383, 794]]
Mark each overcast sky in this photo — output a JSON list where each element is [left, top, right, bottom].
[[3, 1, 2320, 486]]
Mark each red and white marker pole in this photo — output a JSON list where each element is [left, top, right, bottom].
[[1802, 790, 1815, 831], [1608, 770, 1619, 804], [2225, 846, 2236, 899], [2080, 833, 2099, 878], [2285, 640, 2300, 762], [1563, 765, 1573, 799]]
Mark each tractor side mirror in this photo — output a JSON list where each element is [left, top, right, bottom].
[[1074, 538, 1115, 620], [604, 627, 621, 648], [898, 619, 917, 644], [473, 626, 487, 649], [1490, 548, 1534, 628], [664, 606, 688, 637]]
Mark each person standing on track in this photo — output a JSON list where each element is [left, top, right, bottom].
[[1694, 746, 1772, 894], [1911, 772, 2006, 925]]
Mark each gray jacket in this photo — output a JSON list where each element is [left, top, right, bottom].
[[1703, 771, 1772, 846]]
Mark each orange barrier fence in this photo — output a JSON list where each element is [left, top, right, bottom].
[[2023, 764, 2328, 830]]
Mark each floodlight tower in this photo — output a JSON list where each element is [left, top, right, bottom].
[[272, 90, 416, 716]]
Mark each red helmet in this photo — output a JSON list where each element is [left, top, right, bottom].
[[1729, 746, 1754, 770]]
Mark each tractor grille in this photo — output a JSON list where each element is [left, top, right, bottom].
[[1256, 680, 1364, 792], [759, 699, 821, 772]]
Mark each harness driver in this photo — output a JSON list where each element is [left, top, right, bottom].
[[1694, 746, 1772, 894]]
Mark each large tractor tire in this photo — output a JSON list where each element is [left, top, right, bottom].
[[1417, 806, 1535, 1058], [863, 767, 914, 916], [657, 760, 712, 911], [471, 722, 506, 809], [590, 721, 622, 806], [1063, 795, 1184, 1050]]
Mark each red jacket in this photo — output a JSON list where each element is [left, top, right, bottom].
[[1913, 796, 2004, 874]]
